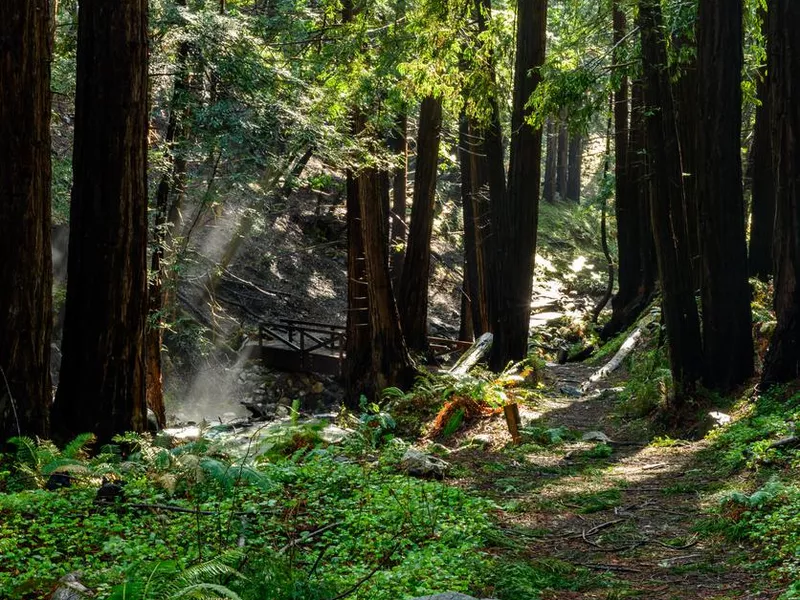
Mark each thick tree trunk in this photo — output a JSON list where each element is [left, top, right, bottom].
[[0, 0, 53, 440], [398, 96, 443, 352], [543, 118, 557, 203], [489, 0, 547, 371], [359, 168, 415, 393], [389, 112, 408, 288], [696, 0, 753, 391], [54, 0, 149, 442], [556, 119, 568, 200], [673, 35, 702, 289], [749, 9, 775, 281], [345, 166, 371, 404], [566, 134, 582, 202], [459, 116, 491, 336], [604, 79, 657, 339], [761, 0, 800, 386], [638, 0, 703, 409]]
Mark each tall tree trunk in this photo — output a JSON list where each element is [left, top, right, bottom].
[[630, 80, 658, 307], [146, 25, 190, 429], [345, 166, 371, 405], [389, 111, 408, 288], [673, 31, 702, 289], [459, 115, 491, 336], [696, 0, 753, 391], [398, 95, 443, 352], [475, 0, 505, 334], [749, 8, 775, 281], [761, 0, 800, 386], [566, 134, 582, 202], [556, 119, 568, 200], [54, 0, 149, 442], [0, 0, 53, 440], [359, 168, 415, 393], [638, 0, 703, 409], [543, 118, 557, 203], [489, 0, 547, 371], [604, 79, 658, 338]]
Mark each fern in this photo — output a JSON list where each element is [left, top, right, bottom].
[[62, 433, 96, 459]]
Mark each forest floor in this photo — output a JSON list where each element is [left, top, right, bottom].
[[443, 362, 778, 600]]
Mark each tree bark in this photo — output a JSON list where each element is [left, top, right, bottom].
[[0, 0, 53, 440], [761, 0, 800, 386], [638, 0, 703, 409], [389, 111, 408, 289], [673, 32, 702, 289], [566, 134, 582, 202], [543, 118, 557, 203], [359, 168, 415, 393], [748, 8, 775, 282], [345, 165, 371, 404], [696, 0, 753, 391], [398, 96, 443, 352], [604, 79, 657, 338], [459, 115, 491, 337], [53, 0, 149, 442], [556, 119, 568, 200], [489, 0, 547, 371]]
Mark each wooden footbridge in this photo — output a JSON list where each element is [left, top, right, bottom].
[[248, 318, 473, 376]]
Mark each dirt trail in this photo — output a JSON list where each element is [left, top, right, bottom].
[[450, 363, 777, 600]]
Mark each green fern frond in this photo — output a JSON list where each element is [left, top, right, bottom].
[[62, 433, 97, 459], [170, 583, 242, 600], [178, 552, 244, 586], [199, 458, 233, 490], [8, 436, 39, 468], [41, 459, 90, 477]]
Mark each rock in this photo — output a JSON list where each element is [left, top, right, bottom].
[[275, 405, 290, 418], [311, 381, 324, 394], [582, 431, 611, 443], [401, 448, 449, 479], [560, 385, 583, 397], [469, 434, 493, 447], [50, 572, 92, 600], [319, 424, 353, 444]]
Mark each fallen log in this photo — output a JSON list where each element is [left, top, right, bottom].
[[448, 333, 493, 376], [580, 326, 643, 392]]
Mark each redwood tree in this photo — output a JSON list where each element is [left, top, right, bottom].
[[53, 0, 150, 441], [0, 0, 53, 440], [748, 8, 775, 281], [761, 0, 800, 386], [358, 167, 415, 392], [696, 0, 753, 391], [398, 95, 443, 352], [566, 134, 582, 202], [638, 0, 703, 407], [490, 0, 547, 371]]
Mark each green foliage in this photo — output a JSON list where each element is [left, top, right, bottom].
[[617, 344, 672, 418], [494, 559, 612, 599], [1, 426, 501, 599], [442, 407, 466, 437], [520, 424, 576, 447]]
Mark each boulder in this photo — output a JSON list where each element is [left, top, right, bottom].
[[50, 573, 91, 600], [401, 448, 449, 479]]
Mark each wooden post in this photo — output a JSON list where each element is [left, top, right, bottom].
[[504, 403, 522, 444]]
